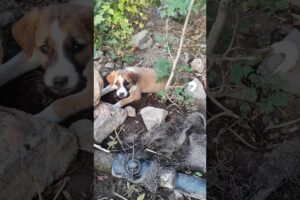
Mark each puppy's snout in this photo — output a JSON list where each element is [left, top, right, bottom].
[[53, 76, 69, 88], [119, 92, 125, 97]]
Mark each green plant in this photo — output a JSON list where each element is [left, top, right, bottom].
[[94, 0, 154, 51], [179, 64, 193, 73], [155, 58, 172, 82], [174, 87, 195, 105], [231, 61, 290, 114], [157, 87, 195, 106], [122, 54, 138, 65], [159, 0, 206, 19]]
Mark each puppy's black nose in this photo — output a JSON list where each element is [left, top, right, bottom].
[[53, 76, 68, 87], [119, 92, 124, 97]]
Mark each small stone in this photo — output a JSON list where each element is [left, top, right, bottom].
[[140, 107, 168, 131], [191, 58, 205, 73], [132, 30, 153, 50], [146, 21, 155, 27], [125, 106, 136, 117], [105, 62, 114, 69]]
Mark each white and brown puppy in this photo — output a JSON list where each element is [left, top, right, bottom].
[[102, 67, 166, 108], [0, 2, 93, 122]]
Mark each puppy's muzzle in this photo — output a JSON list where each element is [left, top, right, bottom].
[[53, 76, 69, 88], [117, 92, 129, 99]]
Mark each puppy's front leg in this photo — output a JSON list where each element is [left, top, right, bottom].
[[101, 85, 114, 96], [0, 51, 40, 86], [114, 85, 141, 109], [35, 63, 93, 122]]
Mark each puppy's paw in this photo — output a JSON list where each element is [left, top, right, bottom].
[[34, 105, 61, 123]]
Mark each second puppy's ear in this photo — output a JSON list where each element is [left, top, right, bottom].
[[12, 8, 40, 59], [106, 71, 116, 85]]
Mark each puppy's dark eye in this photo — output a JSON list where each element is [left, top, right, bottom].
[[124, 80, 130, 86], [72, 42, 85, 54], [39, 45, 50, 55]]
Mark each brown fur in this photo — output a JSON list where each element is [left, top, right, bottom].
[[13, 4, 93, 68], [105, 67, 166, 107], [11, 3, 93, 122]]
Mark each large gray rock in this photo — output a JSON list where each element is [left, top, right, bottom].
[[258, 29, 300, 95], [140, 106, 168, 131], [69, 119, 93, 153], [0, 107, 78, 200], [94, 103, 127, 143], [185, 78, 206, 100]]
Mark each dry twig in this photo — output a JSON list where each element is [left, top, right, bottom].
[[165, 0, 195, 90]]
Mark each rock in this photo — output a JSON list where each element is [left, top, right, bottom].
[[191, 58, 205, 73], [125, 106, 136, 117], [168, 191, 184, 200], [258, 29, 300, 95], [104, 62, 114, 69], [146, 21, 155, 28], [94, 50, 103, 60], [0, 107, 78, 200], [140, 107, 168, 131], [183, 52, 192, 64], [250, 138, 300, 200], [69, 119, 93, 152], [94, 103, 127, 143], [185, 78, 206, 100], [132, 30, 153, 50]]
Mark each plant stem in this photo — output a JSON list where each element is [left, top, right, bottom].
[[165, 0, 195, 90]]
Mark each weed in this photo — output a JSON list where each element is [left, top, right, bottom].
[[122, 54, 138, 65], [155, 58, 172, 82], [94, 0, 155, 51], [230, 60, 290, 114]]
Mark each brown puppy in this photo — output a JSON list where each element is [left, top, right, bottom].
[[102, 67, 166, 108], [0, 2, 93, 122]]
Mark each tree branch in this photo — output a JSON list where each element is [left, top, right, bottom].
[[207, 0, 230, 69]]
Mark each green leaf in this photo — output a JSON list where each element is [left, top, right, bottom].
[[137, 193, 145, 200], [155, 58, 172, 81], [231, 64, 253, 85], [194, 171, 203, 177]]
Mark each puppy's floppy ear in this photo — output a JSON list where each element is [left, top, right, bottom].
[[106, 71, 116, 85], [78, 6, 93, 36], [127, 71, 138, 85], [12, 8, 40, 59]]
